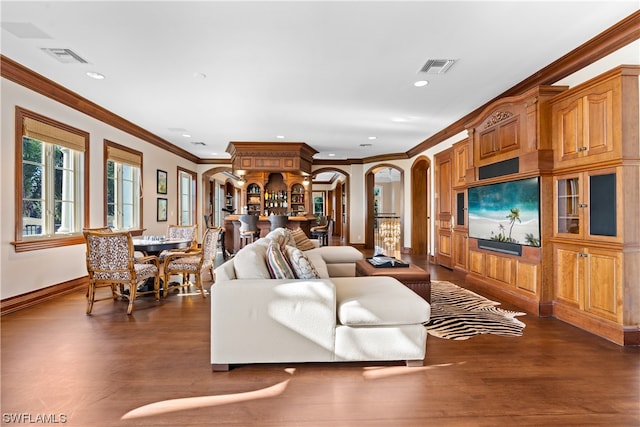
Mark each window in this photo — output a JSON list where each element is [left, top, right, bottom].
[[177, 167, 197, 226], [312, 191, 325, 217], [105, 141, 142, 230], [13, 108, 89, 252]]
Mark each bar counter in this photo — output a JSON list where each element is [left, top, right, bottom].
[[223, 215, 315, 254]]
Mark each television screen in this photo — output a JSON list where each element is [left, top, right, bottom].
[[468, 177, 541, 248]]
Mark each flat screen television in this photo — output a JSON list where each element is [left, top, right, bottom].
[[468, 177, 541, 255]]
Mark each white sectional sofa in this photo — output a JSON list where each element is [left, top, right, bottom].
[[211, 228, 431, 371]]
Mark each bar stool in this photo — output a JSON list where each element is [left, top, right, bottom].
[[268, 215, 289, 231], [239, 214, 260, 248]]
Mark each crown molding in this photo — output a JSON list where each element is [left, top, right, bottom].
[[406, 10, 640, 158], [1, 54, 200, 163]]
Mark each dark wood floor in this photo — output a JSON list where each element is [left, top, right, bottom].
[[2, 243, 639, 426]]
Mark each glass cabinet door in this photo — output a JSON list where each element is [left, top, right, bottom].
[[556, 176, 580, 235]]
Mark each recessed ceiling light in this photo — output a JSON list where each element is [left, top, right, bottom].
[[276, 135, 285, 139], [182, 133, 191, 138], [328, 153, 336, 157], [368, 136, 377, 140], [414, 80, 429, 87], [86, 71, 105, 80]]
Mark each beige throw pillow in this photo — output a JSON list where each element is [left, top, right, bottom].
[[290, 227, 316, 251], [285, 245, 320, 279]]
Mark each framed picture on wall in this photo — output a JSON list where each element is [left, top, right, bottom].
[[157, 169, 167, 194], [157, 198, 168, 222]]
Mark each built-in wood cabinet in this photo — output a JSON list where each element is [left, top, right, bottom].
[[453, 140, 469, 187], [290, 183, 306, 215], [550, 68, 634, 168], [553, 168, 621, 243], [241, 172, 310, 216], [245, 183, 262, 214], [434, 149, 454, 269], [549, 66, 640, 345], [466, 85, 567, 172], [434, 66, 639, 344], [553, 243, 622, 323]]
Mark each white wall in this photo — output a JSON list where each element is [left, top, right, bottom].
[[1, 79, 197, 299]]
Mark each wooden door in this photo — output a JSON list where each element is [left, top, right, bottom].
[[435, 149, 453, 268]]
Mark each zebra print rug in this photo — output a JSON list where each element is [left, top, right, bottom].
[[424, 281, 526, 340]]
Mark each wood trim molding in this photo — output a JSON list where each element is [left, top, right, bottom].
[[1, 55, 200, 163], [1, 276, 87, 316], [407, 10, 640, 158]]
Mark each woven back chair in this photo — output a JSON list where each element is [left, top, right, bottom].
[[157, 224, 198, 261], [163, 227, 221, 298], [83, 230, 160, 315]]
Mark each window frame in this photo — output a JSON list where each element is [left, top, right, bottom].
[[103, 140, 143, 232], [12, 107, 89, 252], [177, 166, 197, 226]]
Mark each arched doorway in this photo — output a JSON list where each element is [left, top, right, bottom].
[[410, 156, 430, 255], [201, 166, 233, 229], [364, 164, 404, 253], [311, 167, 350, 245]]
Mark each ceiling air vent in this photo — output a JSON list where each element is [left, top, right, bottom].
[[41, 48, 88, 64], [191, 141, 206, 146], [420, 59, 456, 74]]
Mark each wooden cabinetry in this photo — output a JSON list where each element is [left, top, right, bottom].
[[467, 240, 541, 314], [245, 183, 262, 214], [550, 67, 640, 168], [242, 172, 310, 216], [452, 139, 469, 272], [466, 85, 567, 172], [453, 140, 469, 187], [434, 149, 453, 269], [553, 168, 621, 243], [553, 243, 622, 323], [549, 66, 640, 345], [289, 183, 306, 215]]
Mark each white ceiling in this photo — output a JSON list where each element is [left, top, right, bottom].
[[2, 1, 638, 161]]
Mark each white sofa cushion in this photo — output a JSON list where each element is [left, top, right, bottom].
[[233, 243, 270, 279], [334, 324, 427, 361], [285, 245, 320, 279], [305, 251, 330, 279], [306, 246, 363, 264], [211, 279, 337, 364], [333, 277, 431, 326]]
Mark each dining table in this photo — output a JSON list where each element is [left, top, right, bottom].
[[132, 238, 192, 256], [132, 237, 193, 295]]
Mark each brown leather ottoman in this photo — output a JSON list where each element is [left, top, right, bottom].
[[355, 259, 431, 303]]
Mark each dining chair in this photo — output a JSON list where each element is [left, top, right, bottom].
[[163, 227, 221, 298], [83, 230, 160, 315], [157, 224, 198, 261]]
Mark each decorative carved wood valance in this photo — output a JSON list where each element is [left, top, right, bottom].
[[226, 141, 318, 174], [485, 111, 514, 128]]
